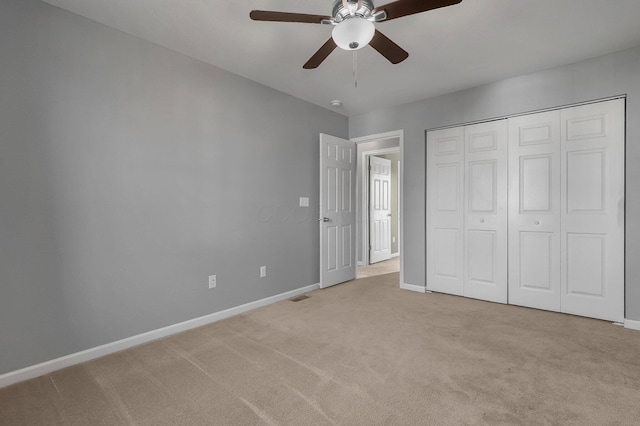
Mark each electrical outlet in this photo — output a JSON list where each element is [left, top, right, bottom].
[[208, 274, 216, 289], [260, 266, 266, 278], [299, 197, 309, 207]]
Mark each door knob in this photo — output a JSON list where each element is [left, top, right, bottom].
[[319, 217, 330, 222], [535, 220, 540, 225], [480, 218, 485, 223]]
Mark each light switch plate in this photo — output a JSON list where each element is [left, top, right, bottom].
[[299, 197, 309, 207]]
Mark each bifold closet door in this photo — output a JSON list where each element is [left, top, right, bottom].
[[507, 99, 624, 321], [508, 111, 561, 311], [428, 99, 623, 321], [426, 127, 464, 295], [560, 99, 625, 322], [463, 121, 508, 303], [427, 121, 507, 303]]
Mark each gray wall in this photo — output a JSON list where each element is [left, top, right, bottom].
[[0, 0, 347, 374], [350, 45, 640, 321]]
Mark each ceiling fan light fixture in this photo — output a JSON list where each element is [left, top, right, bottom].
[[250, 0, 462, 68], [331, 17, 375, 51]]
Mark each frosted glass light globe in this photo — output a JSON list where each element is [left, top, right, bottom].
[[331, 18, 375, 51]]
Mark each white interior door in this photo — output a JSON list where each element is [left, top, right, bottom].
[[369, 156, 392, 264], [508, 111, 562, 311], [320, 133, 356, 288], [560, 99, 625, 322], [463, 120, 508, 303], [426, 127, 465, 296]]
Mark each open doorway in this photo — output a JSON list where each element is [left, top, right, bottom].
[[369, 153, 399, 264], [353, 131, 403, 281]]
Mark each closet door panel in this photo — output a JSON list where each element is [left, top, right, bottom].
[[519, 232, 554, 290], [521, 155, 552, 211], [427, 127, 464, 295], [468, 160, 497, 214], [508, 111, 561, 311], [464, 121, 508, 303], [434, 228, 460, 279], [468, 230, 496, 283], [560, 99, 625, 322]]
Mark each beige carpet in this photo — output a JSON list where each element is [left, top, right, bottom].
[[2, 272, 640, 425], [357, 257, 400, 278]]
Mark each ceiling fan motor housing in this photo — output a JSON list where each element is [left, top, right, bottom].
[[332, 0, 375, 22]]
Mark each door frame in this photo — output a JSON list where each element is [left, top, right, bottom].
[[352, 130, 404, 284]]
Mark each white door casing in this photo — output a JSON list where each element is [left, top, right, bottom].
[[426, 126, 465, 295], [463, 120, 508, 304], [369, 156, 392, 264], [508, 111, 562, 311], [560, 99, 625, 322], [320, 133, 357, 288]]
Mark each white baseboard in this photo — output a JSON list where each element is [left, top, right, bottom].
[[0, 283, 320, 389], [625, 319, 640, 331], [400, 282, 427, 293]]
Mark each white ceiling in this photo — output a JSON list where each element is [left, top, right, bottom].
[[42, 0, 640, 117]]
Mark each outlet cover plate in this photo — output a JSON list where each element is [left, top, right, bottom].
[[209, 274, 216, 289]]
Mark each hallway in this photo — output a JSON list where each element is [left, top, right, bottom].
[[357, 257, 400, 279]]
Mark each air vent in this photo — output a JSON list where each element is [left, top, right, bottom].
[[290, 295, 310, 302]]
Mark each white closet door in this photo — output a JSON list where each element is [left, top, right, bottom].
[[560, 99, 625, 322], [508, 111, 562, 311], [464, 121, 508, 303], [426, 127, 464, 295]]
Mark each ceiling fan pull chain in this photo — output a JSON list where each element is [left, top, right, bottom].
[[353, 50, 358, 88]]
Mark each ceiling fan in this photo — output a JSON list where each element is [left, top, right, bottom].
[[250, 0, 462, 69]]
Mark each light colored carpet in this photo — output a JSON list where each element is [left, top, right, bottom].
[[2, 272, 640, 425], [357, 256, 400, 278]]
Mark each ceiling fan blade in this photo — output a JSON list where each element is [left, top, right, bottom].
[[303, 38, 338, 69], [373, 0, 462, 22], [250, 10, 332, 24], [369, 30, 409, 64]]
